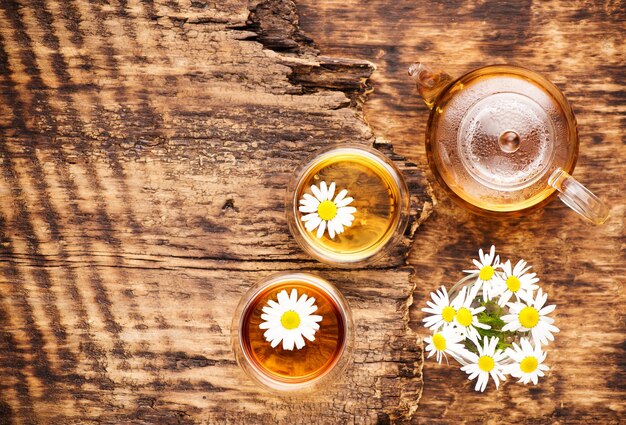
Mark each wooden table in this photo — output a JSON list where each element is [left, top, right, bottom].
[[0, 0, 623, 423]]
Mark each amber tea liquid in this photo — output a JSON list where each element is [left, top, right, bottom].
[[294, 149, 403, 262], [240, 279, 346, 383]]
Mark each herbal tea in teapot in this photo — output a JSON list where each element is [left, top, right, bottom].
[[409, 63, 609, 223]]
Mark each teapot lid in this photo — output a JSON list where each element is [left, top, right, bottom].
[[457, 89, 557, 190], [427, 66, 578, 210]]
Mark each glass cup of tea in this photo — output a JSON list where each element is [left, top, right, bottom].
[[286, 145, 410, 267], [231, 273, 354, 393], [409, 63, 610, 224]]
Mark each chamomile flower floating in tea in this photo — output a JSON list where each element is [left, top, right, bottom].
[[287, 145, 410, 267], [298, 181, 356, 239], [460, 336, 508, 392], [502, 288, 559, 346], [424, 325, 466, 364], [420, 246, 559, 392], [494, 259, 539, 307], [505, 338, 549, 385], [232, 273, 354, 392], [463, 245, 501, 300], [259, 288, 323, 350]]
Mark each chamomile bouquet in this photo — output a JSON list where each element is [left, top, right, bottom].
[[422, 246, 559, 392]]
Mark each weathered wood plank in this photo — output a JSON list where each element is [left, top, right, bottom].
[[0, 0, 433, 423], [297, 0, 625, 423], [0, 264, 423, 423]]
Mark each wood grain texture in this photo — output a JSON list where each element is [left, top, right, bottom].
[[297, 0, 625, 423], [0, 0, 434, 423]]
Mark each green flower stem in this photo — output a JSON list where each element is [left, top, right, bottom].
[[465, 299, 516, 352]]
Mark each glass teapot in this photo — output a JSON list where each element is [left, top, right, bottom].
[[409, 63, 609, 224]]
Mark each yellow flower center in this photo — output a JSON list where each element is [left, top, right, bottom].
[[519, 306, 539, 328], [317, 200, 337, 221], [280, 310, 301, 330], [432, 333, 446, 351], [456, 307, 473, 327], [520, 356, 538, 373], [479, 265, 494, 281], [478, 355, 495, 372], [506, 276, 521, 292], [441, 306, 456, 323]]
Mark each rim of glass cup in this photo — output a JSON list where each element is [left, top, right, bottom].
[[286, 144, 411, 268], [231, 272, 355, 394]]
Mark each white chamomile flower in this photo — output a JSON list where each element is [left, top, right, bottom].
[[298, 181, 356, 239], [461, 336, 507, 392], [451, 284, 490, 342], [495, 259, 540, 307], [505, 338, 549, 385], [424, 325, 467, 364], [422, 286, 457, 331], [259, 288, 323, 351], [463, 245, 501, 301], [502, 288, 559, 346]]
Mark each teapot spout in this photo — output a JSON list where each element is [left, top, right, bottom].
[[408, 63, 453, 110]]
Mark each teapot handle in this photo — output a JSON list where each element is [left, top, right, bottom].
[[548, 168, 609, 224], [408, 63, 453, 109]]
